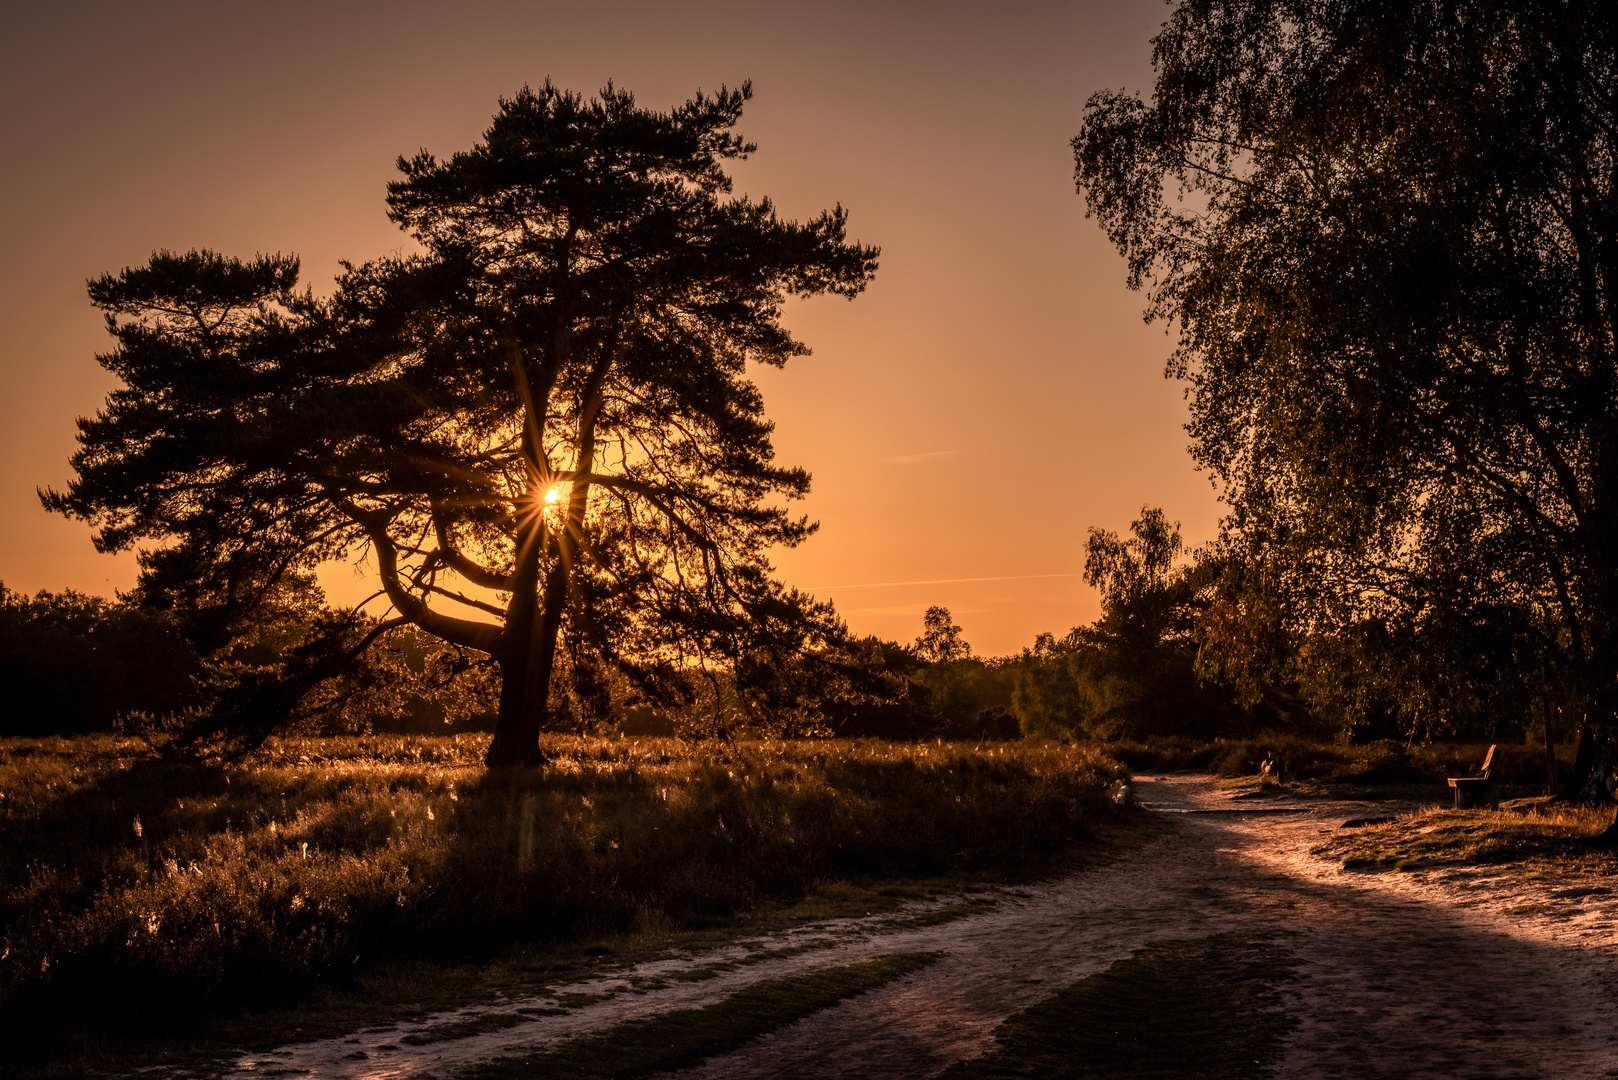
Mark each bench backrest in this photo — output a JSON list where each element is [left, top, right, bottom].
[[1481, 743, 1497, 780]]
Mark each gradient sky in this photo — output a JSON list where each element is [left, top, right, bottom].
[[0, 0, 1220, 657]]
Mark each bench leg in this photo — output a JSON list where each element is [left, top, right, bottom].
[[1451, 782, 1497, 811]]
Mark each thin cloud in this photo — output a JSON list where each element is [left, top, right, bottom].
[[888, 450, 957, 464], [808, 573, 1084, 591]]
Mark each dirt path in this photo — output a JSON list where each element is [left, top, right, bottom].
[[230, 777, 1618, 1079]]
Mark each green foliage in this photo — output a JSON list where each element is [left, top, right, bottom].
[[1075, 0, 1618, 737], [1013, 509, 1251, 740], [911, 656, 1019, 740], [0, 734, 1130, 1063], [808, 634, 946, 739], [284, 623, 496, 739], [0, 584, 200, 735], [884, 605, 1021, 740], [0, 576, 501, 743], [1084, 506, 1183, 649], [735, 630, 944, 740], [1014, 628, 1209, 741], [709, 606, 1018, 742], [1194, 528, 1563, 743]]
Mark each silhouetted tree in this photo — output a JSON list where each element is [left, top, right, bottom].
[[45, 81, 877, 763], [914, 605, 971, 663], [736, 627, 944, 740], [1196, 524, 1559, 744], [1076, 1, 1618, 795], [903, 606, 1021, 738], [1015, 508, 1243, 739], [1084, 507, 1186, 652]]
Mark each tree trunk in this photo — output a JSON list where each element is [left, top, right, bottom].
[[523, 553, 573, 727], [1544, 702, 1560, 795], [485, 508, 548, 767], [487, 519, 579, 763], [517, 462, 596, 740], [484, 325, 610, 765], [1555, 722, 1618, 805]]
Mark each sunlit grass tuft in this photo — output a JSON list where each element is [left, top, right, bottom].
[[0, 734, 1129, 1067]]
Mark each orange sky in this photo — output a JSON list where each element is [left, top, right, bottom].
[[0, 0, 1220, 657]]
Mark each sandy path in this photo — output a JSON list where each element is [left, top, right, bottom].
[[229, 777, 1618, 1079]]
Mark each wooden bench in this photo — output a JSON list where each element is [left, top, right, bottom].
[[1448, 744, 1498, 810]]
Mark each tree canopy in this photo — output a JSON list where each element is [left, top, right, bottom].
[[45, 81, 878, 762], [1014, 508, 1245, 740], [1075, 0, 1618, 770], [914, 605, 972, 664]]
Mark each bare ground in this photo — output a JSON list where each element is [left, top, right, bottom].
[[226, 776, 1618, 1079]]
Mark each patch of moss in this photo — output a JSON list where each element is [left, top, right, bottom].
[[467, 952, 939, 1080], [944, 935, 1298, 1079], [400, 1011, 532, 1045]]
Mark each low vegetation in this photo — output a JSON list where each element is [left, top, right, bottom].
[[468, 952, 939, 1080], [1316, 805, 1618, 874], [0, 734, 1132, 1069], [1110, 736, 1568, 793], [943, 934, 1298, 1079]]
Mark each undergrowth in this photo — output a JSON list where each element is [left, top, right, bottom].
[[1108, 735, 1566, 788], [0, 734, 1129, 1069]]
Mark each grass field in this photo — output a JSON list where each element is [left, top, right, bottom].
[[1315, 803, 1618, 873], [0, 733, 1134, 1072]]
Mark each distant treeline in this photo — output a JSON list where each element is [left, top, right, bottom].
[[0, 510, 1431, 747], [0, 582, 490, 740], [6, 493, 1548, 746], [0, 586, 199, 734]]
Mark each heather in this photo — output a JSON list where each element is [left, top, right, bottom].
[[0, 734, 1129, 1063]]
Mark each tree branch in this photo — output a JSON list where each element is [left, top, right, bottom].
[[333, 497, 504, 654]]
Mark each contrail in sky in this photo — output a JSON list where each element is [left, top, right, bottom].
[[807, 573, 1084, 591]]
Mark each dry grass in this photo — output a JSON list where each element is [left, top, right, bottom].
[[0, 734, 1130, 1070], [1314, 804, 1618, 873]]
